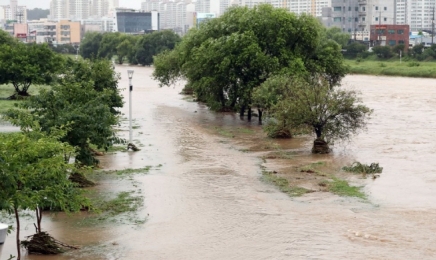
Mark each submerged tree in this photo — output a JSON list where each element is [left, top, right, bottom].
[[153, 4, 348, 122], [255, 74, 372, 153], [0, 127, 88, 259]]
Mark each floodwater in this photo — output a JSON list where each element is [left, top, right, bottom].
[[1, 68, 436, 260]]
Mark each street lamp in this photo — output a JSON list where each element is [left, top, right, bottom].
[[74, 44, 80, 60], [128, 70, 134, 145]]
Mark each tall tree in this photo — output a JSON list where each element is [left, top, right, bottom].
[[135, 30, 181, 66], [0, 43, 64, 97], [79, 32, 103, 59], [153, 4, 347, 122], [0, 128, 88, 260]]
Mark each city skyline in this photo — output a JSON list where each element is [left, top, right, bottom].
[[0, 0, 138, 9]]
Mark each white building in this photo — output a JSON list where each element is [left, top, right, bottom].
[[50, 0, 67, 20], [406, 0, 436, 32], [288, 0, 331, 17], [195, 0, 211, 13], [1, 0, 27, 22]]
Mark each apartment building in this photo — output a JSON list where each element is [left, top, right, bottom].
[[1, 0, 27, 23], [26, 19, 81, 44], [407, 0, 436, 32], [114, 9, 159, 33], [321, 0, 395, 40], [288, 0, 331, 16], [50, 0, 91, 20]]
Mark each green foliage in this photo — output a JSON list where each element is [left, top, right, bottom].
[[324, 27, 351, 48], [392, 44, 405, 54], [344, 42, 367, 58], [0, 43, 64, 96], [153, 4, 347, 115], [135, 30, 181, 66], [322, 177, 365, 199], [407, 61, 420, 67], [372, 46, 393, 59], [6, 76, 118, 165], [0, 29, 17, 45], [0, 129, 89, 256], [61, 58, 123, 114], [345, 59, 436, 78], [410, 44, 424, 57], [255, 74, 372, 146], [261, 171, 310, 197], [50, 43, 77, 54], [342, 162, 383, 174], [79, 32, 103, 59]]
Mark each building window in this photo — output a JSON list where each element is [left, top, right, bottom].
[[348, 6, 351, 11], [333, 7, 342, 11], [333, 17, 342, 22], [389, 40, 396, 46], [384, 17, 387, 21], [397, 29, 404, 34], [362, 7, 365, 11], [348, 28, 352, 32], [362, 17, 365, 21], [399, 40, 405, 44], [355, 17, 358, 22], [375, 6, 378, 10], [384, 7, 387, 11], [377, 29, 385, 34], [388, 29, 395, 34], [355, 7, 358, 11], [375, 17, 379, 21]]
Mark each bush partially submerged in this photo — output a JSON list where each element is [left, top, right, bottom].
[[343, 162, 383, 175]]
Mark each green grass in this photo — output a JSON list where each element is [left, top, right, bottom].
[[321, 177, 366, 199], [345, 59, 436, 78], [100, 166, 152, 175], [215, 127, 235, 138], [299, 161, 326, 173], [97, 191, 143, 216], [261, 171, 310, 197]]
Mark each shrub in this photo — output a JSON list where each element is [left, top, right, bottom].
[[372, 46, 393, 59], [407, 61, 420, 67]]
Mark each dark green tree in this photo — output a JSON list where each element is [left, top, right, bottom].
[[135, 30, 181, 66], [0, 127, 88, 260], [254, 74, 372, 153], [153, 4, 347, 122], [0, 29, 16, 45], [372, 46, 393, 59], [324, 27, 351, 48], [0, 43, 64, 97], [79, 32, 103, 59]]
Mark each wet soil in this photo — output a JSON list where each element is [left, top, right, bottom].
[[1, 68, 436, 259]]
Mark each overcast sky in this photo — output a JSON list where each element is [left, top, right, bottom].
[[0, 0, 140, 9]]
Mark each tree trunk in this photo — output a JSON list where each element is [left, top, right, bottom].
[[14, 207, 21, 260], [312, 138, 330, 154], [239, 105, 245, 118], [36, 207, 42, 233], [247, 107, 252, 121], [258, 109, 263, 125], [315, 127, 322, 139]]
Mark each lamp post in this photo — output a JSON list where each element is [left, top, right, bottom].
[[74, 44, 80, 60], [128, 70, 134, 144]]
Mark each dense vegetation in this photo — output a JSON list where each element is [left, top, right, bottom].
[[80, 30, 181, 65], [153, 4, 370, 152]]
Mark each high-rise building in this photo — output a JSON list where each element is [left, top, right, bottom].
[[91, 0, 109, 17], [288, 0, 331, 17], [67, 0, 90, 19], [50, 0, 67, 20], [1, 0, 27, 22], [196, 0, 211, 13], [406, 0, 436, 32]]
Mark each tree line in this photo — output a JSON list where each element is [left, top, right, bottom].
[[0, 30, 122, 259], [153, 4, 372, 154], [80, 30, 181, 65]]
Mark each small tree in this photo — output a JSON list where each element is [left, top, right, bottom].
[[258, 75, 372, 153], [0, 127, 88, 259], [372, 46, 393, 59], [0, 43, 63, 97]]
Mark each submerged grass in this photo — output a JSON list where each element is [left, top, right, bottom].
[[261, 171, 310, 197], [100, 166, 152, 175], [320, 177, 365, 199]]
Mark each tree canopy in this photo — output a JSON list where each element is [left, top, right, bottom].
[[153, 4, 348, 121], [6, 60, 119, 165], [0, 43, 64, 97], [0, 128, 88, 259]]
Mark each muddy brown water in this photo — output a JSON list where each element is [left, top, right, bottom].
[[1, 68, 436, 259]]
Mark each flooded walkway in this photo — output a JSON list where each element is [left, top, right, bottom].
[[1, 68, 436, 259]]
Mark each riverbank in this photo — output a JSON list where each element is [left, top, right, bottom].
[[345, 58, 436, 78]]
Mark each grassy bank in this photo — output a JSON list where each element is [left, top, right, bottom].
[[345, 58, 436, 78]]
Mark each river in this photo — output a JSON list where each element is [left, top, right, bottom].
[[1, 67, 435, 260]]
